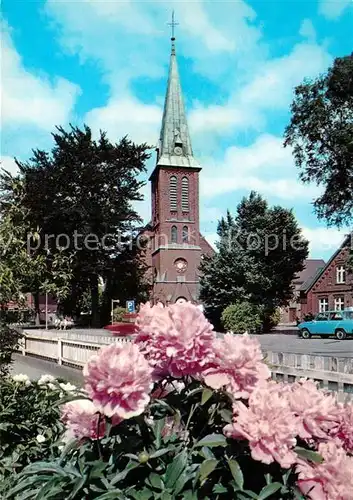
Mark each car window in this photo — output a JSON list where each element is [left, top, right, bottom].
[[344, 311, 353, 320], [330, 312, 343, 320], [316, 313, 328, 321]]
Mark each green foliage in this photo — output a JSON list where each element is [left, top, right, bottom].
[[112, 306, 126, 323], [0, 376, 67, 492], [221, 302, 263, 334], [284, 52, 353, 226], [200, 192, 308, 329], [6, 380, 302, 499], [0, 169, 73, 309], [3, 125, 151, 325], [0, 322, 22, 377]]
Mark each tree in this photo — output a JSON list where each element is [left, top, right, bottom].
[[199, 192, 308, 330], [7, 125, 151, 325], [221, 302, 263, 334], [0, 169, 73, 321], [284, 53, 353, 226]]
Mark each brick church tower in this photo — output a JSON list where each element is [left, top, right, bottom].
[[146, 31, 213, 305]]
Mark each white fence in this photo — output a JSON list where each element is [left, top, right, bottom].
[[18, 334, 353, 403]]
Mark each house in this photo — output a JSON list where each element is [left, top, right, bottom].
[[280, 259, 325, 324], [300, 234, 353, 318]]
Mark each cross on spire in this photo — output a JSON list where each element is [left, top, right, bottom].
[[168, 10, 179, 40]]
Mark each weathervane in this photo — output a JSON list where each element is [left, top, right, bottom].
[[168, 10, 179, 40]]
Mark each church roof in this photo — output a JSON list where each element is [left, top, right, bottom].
[[152, 35, 201, 175]]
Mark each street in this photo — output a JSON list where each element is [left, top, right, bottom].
[[255, 334, 353, 358], [11, 354, 83, 384]]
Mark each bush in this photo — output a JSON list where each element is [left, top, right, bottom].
[[8, 302, 353, 499], [112, 306, 127, 323], [221, 302, 262, 334], [0, 374, 78, 493], [0, 322, 22, 377]]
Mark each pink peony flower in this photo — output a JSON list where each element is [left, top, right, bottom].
[[331, 403, 353, 453], [203, 333, 270, 398], [135, 302, 215, 378], [296, 441, 353, 500], [61, 399, 106, 440], [83, 342, 153, 419], [287, 379, 341, 441], [224, 382, 298, 468]]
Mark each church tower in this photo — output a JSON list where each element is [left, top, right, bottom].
[[148, 26, 208, 304]]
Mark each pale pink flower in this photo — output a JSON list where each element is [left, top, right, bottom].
[[83, 342, 153, 419], [61, 399, 106, 440], [331, 403, 353, 453], [224, 383, 298, 468], [296, 441, 353, 500], [287, 379, 341, 440], [203, 333, 270, 398], [135, 302, 215, 378]]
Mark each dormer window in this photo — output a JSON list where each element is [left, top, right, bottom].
[[336, 266, 346, 284]]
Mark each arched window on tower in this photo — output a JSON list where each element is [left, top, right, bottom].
[[170, 176, 177, 211], [171, 225, 177, 244], [181, 176, 189, 212], [182, 226, 188, 244]]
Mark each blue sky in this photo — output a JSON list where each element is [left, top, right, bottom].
[[1, 0, 352, 259]]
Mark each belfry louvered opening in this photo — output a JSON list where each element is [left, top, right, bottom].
[[181, 176, 189, 211], [170, 176, 177, 211]]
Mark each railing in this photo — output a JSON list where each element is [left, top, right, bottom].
[[265, 351, 353, 403], [18, 334, 353, 402]]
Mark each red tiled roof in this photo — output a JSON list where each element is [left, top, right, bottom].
[[294, 259, 326, 284]]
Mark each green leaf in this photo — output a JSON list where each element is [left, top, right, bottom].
[[219, 408, 232, 423], [96, 491, 125, 500], [194, 433, 227, 448], [110, 461, 140, 486], [146, 472, 163, 490], [164, 449, 188, 488], [228, 459, 243, 490], [213, 484, 228, 494], [149, 448, 170, 459], [201, 388, 213, 405], [295, 447, 323, 464], [258, 482, 282, 500], [199, 447, 215, 460], [199, 459, 218, 484], [68, 475, 87, 499], [154, 418, 166, 449]]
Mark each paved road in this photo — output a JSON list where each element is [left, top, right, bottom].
[[11, 355, 83, 384], [255, 334, 353, 358]]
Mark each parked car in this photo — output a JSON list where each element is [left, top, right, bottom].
[[298, 310, 353, 340]]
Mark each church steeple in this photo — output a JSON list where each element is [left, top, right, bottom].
[[155, 15, 200, 171]]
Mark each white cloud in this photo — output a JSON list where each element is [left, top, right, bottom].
[[200, 134, 321, 200], [302, 226, 350, 258], [319, 0, 352, 19], [85, 95, 162, 146], [0, 156, 18, 175], [1, 21, 80, 131], [299, 19, 317, 41]]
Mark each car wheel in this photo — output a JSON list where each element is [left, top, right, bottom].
[[301, 328, 311, 339], [335, 329, 346, 340]]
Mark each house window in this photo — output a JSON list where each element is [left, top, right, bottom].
[[319, 298, 329, 312], [336, 266, 346, 284], [181, 177, 189, 212], [171, 225, 177, 244], [334, 296, 345, 311], [182, 225, 188, 243], [170, 176, 177, 211]]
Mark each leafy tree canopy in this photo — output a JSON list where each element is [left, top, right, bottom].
[[284, 52, 353, 226], [1, 125, 151, 325], [199, 192, 308, 329]]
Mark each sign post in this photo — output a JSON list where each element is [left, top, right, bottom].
[[126, 300, 135, 314]]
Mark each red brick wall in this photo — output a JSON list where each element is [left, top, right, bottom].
[[301, 247, 353, 317]]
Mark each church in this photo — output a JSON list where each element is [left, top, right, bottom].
[[142, 31, 214, 305]]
